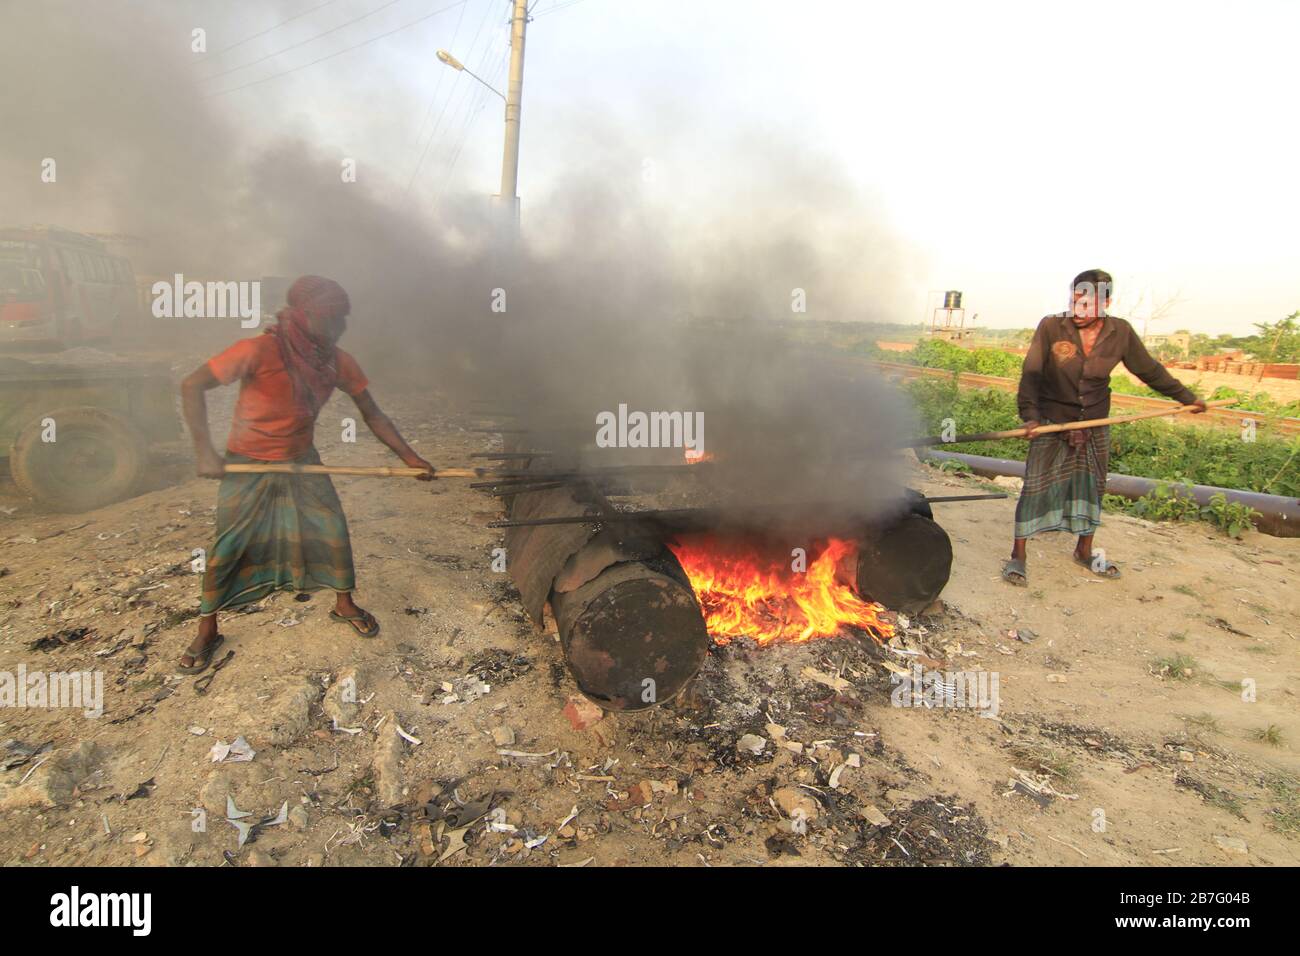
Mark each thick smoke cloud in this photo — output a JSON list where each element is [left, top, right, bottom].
[[2, 0, 923, 524]]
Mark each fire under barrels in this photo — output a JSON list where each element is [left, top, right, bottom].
[[497, 439, 952, 709]]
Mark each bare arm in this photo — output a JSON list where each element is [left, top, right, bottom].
[[180, 364, 227, 478], [351, 389, 435, 476]]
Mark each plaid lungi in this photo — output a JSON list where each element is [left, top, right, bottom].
[[200, 448, 355, 614], [1013, 426, 1110, 539]]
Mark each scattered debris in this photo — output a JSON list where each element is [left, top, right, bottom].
[[1, 739, 52, 771], [395, 722, 422, 746], [563, 695, 604, 731], [27, 627, 92, 652], [1213, 834, 1249, 855], [209, 736, 256, 763]]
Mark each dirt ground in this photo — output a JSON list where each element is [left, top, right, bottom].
[[1, 355, 1297, 868]]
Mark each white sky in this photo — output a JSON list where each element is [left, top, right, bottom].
[[202, 0, 1299, 335]]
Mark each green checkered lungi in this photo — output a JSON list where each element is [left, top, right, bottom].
[[200, 448, 355, 614], [1013, 426, 1110, 539]]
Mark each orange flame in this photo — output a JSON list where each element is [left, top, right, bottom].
[[667, 535, 895, 646]]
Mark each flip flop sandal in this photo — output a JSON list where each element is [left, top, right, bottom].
[[1075, 553, 1121, 578], [330, 608, 381, 638], [194, 650, 235, 695], [1001, 559, 1028, 587], [177, 634, 225, 675]]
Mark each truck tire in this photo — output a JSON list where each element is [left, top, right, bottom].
[[55, 318, 84, 350], [9, 406, 148, 513]]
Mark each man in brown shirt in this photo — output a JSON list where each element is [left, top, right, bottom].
[[1004, 270, 1205, 585], [1017, 300, 1201, 425]]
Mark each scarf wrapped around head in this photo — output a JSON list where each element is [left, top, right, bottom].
[[266, 275, 351, 416]]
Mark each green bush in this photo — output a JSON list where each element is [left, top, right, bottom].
[[1103, 486, 1260, 537], [905, 380, 1300, 498], [900, 339, 1025, 378]]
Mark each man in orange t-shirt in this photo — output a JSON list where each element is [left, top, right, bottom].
[[177, 275, 434, 673]]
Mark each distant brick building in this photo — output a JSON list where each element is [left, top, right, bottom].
[[1143, 331, 1192, 355]]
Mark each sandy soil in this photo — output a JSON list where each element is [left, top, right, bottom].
[[0, 367, 1297, 868]]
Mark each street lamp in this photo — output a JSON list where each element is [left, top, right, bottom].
[[436, 49, 504, 101], [435, 0, 528, 238]]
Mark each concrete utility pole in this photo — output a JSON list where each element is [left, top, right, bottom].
[[498, 0, 529, 233]]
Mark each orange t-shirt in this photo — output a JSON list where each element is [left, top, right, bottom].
[[206, 335, 369, 461]]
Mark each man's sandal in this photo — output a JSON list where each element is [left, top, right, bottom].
[[330, 608, 381, 638], [178, 635, 225, 675], [1002, 559, 1028, 586], [1075, 553, 1121, 578]]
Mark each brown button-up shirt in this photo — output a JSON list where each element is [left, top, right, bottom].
[[1017, 313, 1197, 424]]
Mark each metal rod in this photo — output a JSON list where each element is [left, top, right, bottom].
[[488, 510, 698, 529], [920, 493, 1008, 502], [469, 451, 553, 459], [483, 463, 714, 480], [490, 481, 571, 497], [486, 494, 1006, 528], [469, 474, 586, 489]]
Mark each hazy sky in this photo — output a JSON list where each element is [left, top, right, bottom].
[[148, 0, 1300, 334]]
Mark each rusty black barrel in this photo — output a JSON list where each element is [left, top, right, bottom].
[[852, 512, 953, 614], [550, 549, 709, 712]]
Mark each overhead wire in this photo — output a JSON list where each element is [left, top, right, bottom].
[[204, 0, 418, 82], [209, 0, 343, 57], [406, 0, 499, 190], [207, 0, 469, 97]]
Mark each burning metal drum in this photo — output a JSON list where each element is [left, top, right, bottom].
[[551, 557, 709, 711], [851, 512, 953, 615]]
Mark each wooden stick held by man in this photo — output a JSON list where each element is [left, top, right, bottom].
[[177, 275, 434, 672]]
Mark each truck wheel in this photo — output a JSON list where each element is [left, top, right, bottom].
[[9, 406, 148, 513], [55, 318, 84, 350]]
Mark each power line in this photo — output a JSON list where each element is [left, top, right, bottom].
[[407, 0, 502, 190], [207, 0, 469, 97], [406, 0, 497, 191], [406, 0, 471, 172], [211, 0, 343, 57], [432, 39, 510, 212], [203, 0, 415, 82], [428, 50, 497, 192], [535, 0, 590, 17]]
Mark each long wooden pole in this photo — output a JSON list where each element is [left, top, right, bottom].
[[906, 398, 1236, 448], [221, 401, 1237, 477], [221, 464, 479, 478]]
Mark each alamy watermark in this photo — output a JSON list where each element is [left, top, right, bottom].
[[595, 403, 705, 458], [890, 664, 999, 717], [49, 886, 150, 936], [151, 274, 261, 327], [0, 664, 103, 718]]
